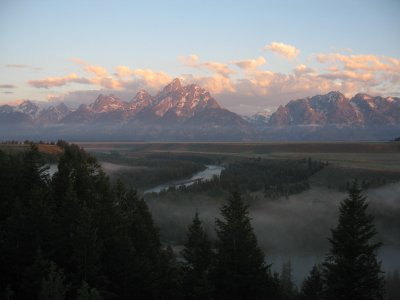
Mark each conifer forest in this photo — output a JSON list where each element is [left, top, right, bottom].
[[0, 142, 399, 300]]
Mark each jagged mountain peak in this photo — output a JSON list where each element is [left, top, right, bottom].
[[162, 78, 183, 94], [268, 91, 400, 127], [15, 100, 40, 118], [326, 90, 345, 98], [90, 94, 124, 113], [353, 93, 372, 100], [127, 89, 154, 115], [17, 100, 39, 110], [55, 102, 70, 112], [151, 80, 221, 118], [134, 89, 150, 97], [93, 94, 119, 102], [306, 91, 347, 105], [1, 87, 400, 141], [132, 89, 153, 103]]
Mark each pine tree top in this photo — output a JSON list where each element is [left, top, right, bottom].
[[323, 181, 385, 300]]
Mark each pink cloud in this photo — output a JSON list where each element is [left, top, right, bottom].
[[131, 69, 172, 89], [233, 56, 266, 70], [21, 50, 400, 115], [293, 64, 316, 76], [316, 53, 400, 72], [179, 54, 235, 77], [28, 73, 91, 88], [264, 42, 300, 60]]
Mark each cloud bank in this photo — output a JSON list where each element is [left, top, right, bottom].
[[16, 42, 400, 115]]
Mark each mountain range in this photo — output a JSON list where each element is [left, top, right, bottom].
[[1, 78, 399, 141]]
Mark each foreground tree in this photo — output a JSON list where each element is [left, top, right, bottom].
[[0, 142, 182, 299], [385, 270, 400, 300], [39, 262, 68, 300], [323, 182, 385, 300], [77, 281, 102, 300], [214, 190, 273, 300], [300, 264, 323, 300], [280, 260, 298, 300], [181, 212, 214, 300]]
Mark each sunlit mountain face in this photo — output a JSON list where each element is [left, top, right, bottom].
[[1, 78, 399, 141]]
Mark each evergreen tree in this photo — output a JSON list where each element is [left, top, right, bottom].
[[300, 264, 323, 300], [214, 190, 273, 300], [323, 182, 385, 300], [385, 270, 400, 300], [70, 203, 103, 286], [21, 248, 52, 299], [0, 286, 14, 300], [110, 187, 180, 299], [158, 245, 182, 300], [39, 262, 69, 300], [19, 144, 50, 201], [77, 281, 103, 300], [181, 212, 214, 300], [0, 146, 53, 300], [280, 260, 298, 300]]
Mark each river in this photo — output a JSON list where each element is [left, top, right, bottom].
[[145, 165, 224, 193]]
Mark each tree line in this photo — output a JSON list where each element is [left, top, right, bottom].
[[154, 157, 325, 199], [0, 142, 394, 299]]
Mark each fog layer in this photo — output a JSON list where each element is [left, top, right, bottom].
[[147, 183, 400, 283]]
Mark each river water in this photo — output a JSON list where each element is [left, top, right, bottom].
[[145, 165, 224, 193]]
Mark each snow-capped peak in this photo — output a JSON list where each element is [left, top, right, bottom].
[[90, 94, 124, 113]]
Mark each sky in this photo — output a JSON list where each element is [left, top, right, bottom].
[[0, 0, 399, 115]]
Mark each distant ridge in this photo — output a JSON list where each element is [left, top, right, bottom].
[[266, 91, 400, 127], [0, 79, 399, 141]]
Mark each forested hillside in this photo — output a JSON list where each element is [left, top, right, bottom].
[[0, 143, 397, 299]]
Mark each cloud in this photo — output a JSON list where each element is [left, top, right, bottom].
[[115, 66, 173, 89], [264, 42, 301, 60], [130, 69, 172, 89], [5, 64, 41, 71], [29, 58, 172, 92], [46, 90, 106, 107], [316, 53, 400, 73], [194, 75, 235, 94], [71, 57, 108, 77], [319, 70, 375, 82], [179, 54, 199, 67], [19, 49, 400, 115], [314, 52, 400, 95], [293, 64, 316, 76], [179, 54, 235, 77], [115, 66, 172, 89], [28, 73, 91, 88], [90, 76, 122, 89], [116, 65, 134, 78], [84, 65, 107, 77], [233, 56, 266, 70], [0, 84, 15, 89], [202, 62, 234, 77]]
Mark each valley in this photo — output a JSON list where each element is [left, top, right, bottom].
[[75, 141, 400, 284], [1, 139, 399, 293]]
